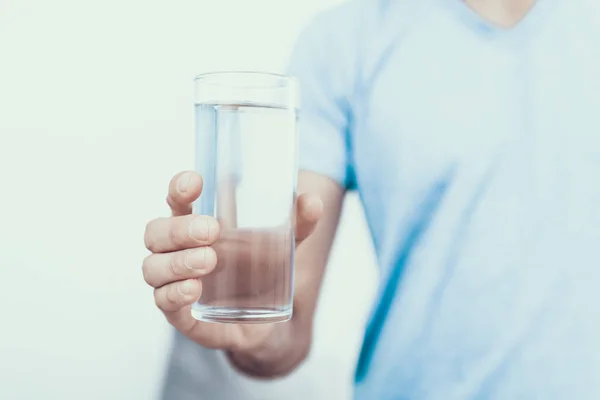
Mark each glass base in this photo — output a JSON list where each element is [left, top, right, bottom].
[[191, 305, 292, 324]]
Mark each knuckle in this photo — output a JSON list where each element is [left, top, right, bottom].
[[153, 288, 164, 310], [143, 223, 154, 251], [166, 285, 182, 307], [141, 255, 153, 285], [167, 221, 177, 243], [154, 286, 179, 311], [168, 218, 186, 248], [166, 195, 176, 209], [145, 218, 166, 252], [169, 252, 185, 277]]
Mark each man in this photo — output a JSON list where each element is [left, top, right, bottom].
[[143, 0, 600, 398]]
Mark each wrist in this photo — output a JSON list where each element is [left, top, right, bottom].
[[226, 320, 311, 379]]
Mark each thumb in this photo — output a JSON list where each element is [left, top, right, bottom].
[[167, 171, 203, 216], [295, 193, 323, 243]]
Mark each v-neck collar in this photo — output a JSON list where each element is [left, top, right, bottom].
[[441, 0, 552, 40]]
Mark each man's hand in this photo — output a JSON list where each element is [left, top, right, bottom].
[[142, 171, 323, 376]]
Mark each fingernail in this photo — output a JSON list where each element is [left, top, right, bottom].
[[177, 173, 192, 193], [177, 280, 194, 296], [185, 248, 210, 271], [188, 216, 213, 242], [183, 250, 195, 271]]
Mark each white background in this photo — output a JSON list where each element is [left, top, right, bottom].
[[0, 1, 378, 399]]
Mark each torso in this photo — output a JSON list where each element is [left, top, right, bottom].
[[352, 1, 600, 399]]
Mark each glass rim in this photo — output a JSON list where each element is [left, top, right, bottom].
[[194, 71, 297, 89]]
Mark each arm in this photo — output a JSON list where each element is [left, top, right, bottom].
[[143, 4, 358, 382], [226, 170, 346, 377]]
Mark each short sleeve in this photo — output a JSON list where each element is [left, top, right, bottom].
[[285, 5, 360, 189]]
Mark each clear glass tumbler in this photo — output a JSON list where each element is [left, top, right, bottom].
[[191, 72, 299, 324]]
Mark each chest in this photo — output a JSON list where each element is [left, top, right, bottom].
[[351, 17, 600, 196]]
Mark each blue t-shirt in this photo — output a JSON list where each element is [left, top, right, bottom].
[[287, 0, 600, 399]]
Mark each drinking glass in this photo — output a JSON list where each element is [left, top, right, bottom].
[[191, 71, 299, 323]]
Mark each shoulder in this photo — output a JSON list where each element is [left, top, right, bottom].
[[306, 0, 383, 32], [287, 1, 389, 86], [289, 0, 425, 74], [292, 0, 387, 55]]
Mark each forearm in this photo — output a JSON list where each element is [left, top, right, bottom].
[[224, 252, 323, 379], [226, 171, 345, 379], [225, 250, 325, 378]]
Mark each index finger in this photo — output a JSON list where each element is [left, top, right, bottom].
[[167, 171, 203, 216]]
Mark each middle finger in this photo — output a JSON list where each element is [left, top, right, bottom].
[[144, 214, 220, 253], [142, 246, 218, 288]]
